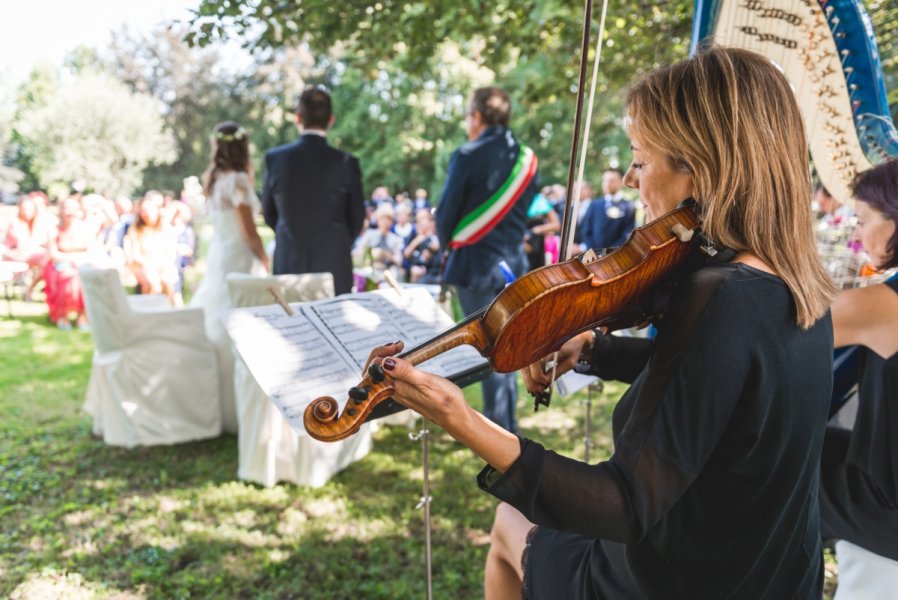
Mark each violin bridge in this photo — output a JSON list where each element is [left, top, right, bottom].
[[580, 249, 599, 264]]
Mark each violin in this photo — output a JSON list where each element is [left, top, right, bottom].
[[304, 202, 700, 442]]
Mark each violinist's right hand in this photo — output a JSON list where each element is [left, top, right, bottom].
[[522, 330, 595, 396]]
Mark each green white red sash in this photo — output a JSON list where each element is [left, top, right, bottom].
[[449, 145, 538, 249]]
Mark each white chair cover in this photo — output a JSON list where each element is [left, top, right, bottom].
[[225, 272, 374, 488], [835, 540, 898, 599], [80, 267, 221, 447]]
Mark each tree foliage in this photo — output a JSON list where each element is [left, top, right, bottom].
[[868, 0, 898, 116], [14, 71, 176, 197], [0, 80, 23, 195], [108, 25, 251, 193], [187, 0, 694, 190]]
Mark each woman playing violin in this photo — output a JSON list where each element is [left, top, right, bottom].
[[822, 158, 898, 591], [367, 46, 837, 599]]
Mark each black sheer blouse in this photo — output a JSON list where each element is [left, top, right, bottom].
[[479, 263, 833, 599]]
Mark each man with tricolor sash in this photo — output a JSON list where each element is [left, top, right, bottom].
[[435, 86, 540, 433]]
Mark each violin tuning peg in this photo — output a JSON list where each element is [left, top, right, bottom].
[[348, 386, 370, 401], [368, 363, 386, 383]]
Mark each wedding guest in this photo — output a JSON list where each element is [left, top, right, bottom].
[[124, 193, 179, 303], [44, 197, 92, 329], [3, 193, 53, 300], [355, 203, 404, 274], [392, 203, 414, 240], [413, 188, 431, 211], [404, 208, 441, 284]]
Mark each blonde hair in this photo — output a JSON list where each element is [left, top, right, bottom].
[[625, 46, 836, 328]]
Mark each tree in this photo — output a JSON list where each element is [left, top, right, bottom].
[[14, 71, 176, 197], [0, 78, 24, 196], [108, 25, 248, 192], [868, 0, 898, 119]]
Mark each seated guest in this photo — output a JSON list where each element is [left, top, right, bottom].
[[81, 193, 107, 239], [44, 197, 92, 329], [823, 159, 898, 584], [370, 186, 394, 208], [124, 192, 178, 304], [3, 193, 53, 300], [413, 187, 431, 211], [392, 203, 414, 240], [815, 184, 853, 226], [170, 201, 196, 304], [355, 203, 404, 275], [403, 208, 441, 284]]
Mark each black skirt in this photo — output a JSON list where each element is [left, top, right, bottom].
[[522, 527, 640, 600]]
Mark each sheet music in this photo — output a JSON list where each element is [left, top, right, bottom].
[[224, 288, 488, 435]]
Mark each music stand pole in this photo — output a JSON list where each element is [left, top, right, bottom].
[[410, 422, 433, 600]]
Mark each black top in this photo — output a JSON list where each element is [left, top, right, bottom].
[[851, 277, 898, 506], [819, 276, 898, 559], [479, 263, 833, 599]]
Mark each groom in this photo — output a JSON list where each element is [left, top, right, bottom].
[[262, 86, 366, 295]]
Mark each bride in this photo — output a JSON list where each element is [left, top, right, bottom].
[[190, 121, 269, 433]]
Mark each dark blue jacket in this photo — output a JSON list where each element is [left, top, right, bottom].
[[579, 195, 636, 252], [261, 134, 366, 295], [436, 126, 538, 294]]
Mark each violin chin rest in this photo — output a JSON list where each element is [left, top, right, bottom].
[[671, 224, 694, 243]]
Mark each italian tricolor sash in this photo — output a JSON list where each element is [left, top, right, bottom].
[[449, 145, 538, 249]]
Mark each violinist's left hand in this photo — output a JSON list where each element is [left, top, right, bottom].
[[364, 341, 522, 472], [364, 341, 466, 427]]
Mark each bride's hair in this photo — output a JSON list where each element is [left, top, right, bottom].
[[203, 121, 252, 195]]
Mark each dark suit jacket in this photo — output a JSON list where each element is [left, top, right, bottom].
[[579, 195, 636, 252], [436, 126, 539, 294], [262, 134, 365, 295]]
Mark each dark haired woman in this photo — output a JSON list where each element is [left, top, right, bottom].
[[189, 121, 269, 432], [823, 158, 898, 596]]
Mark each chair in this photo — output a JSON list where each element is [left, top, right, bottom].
[[80, 267, 221, 447], [835, 540, 898, 599], [225, 272, 374, 488]]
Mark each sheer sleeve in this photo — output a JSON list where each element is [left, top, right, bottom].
[[479, 269, 752, 542], [582, 332, 653, 383], [232, 172, 260, 211]]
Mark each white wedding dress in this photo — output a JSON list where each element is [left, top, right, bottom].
[[190, 171, 266, 433]]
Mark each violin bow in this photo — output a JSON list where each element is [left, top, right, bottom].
[[535, 0, 611, 410]]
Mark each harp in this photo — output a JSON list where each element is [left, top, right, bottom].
[[691, 0, 898, 204]]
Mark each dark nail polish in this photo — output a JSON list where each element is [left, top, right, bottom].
[[383, 341, 394, 346], [383, 358, 396, 371]]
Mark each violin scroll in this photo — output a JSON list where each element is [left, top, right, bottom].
[[305, 363, 396, 442]]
